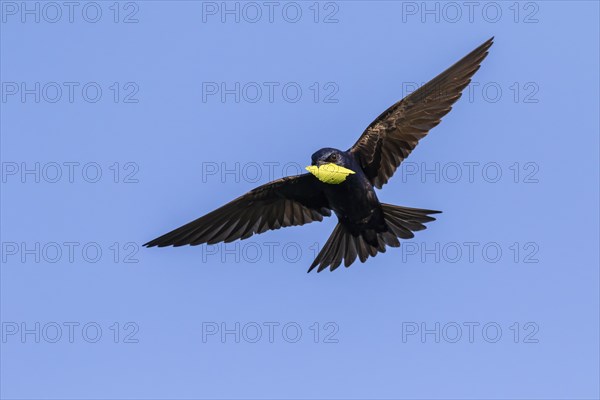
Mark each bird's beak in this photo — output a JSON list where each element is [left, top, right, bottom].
[[305, 163, 356, 184]]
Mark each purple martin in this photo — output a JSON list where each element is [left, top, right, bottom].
[[145, 37, 494, 272]]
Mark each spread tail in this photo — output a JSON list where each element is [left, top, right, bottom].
[[308, 204, 441, 273]]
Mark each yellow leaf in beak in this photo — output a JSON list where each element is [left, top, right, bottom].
[[305, 163, 356, 184]]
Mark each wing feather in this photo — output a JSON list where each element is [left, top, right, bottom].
[[144, 174, 330, 247], [350, 37, 494, 188]]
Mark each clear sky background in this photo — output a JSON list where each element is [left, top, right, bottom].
[[1, 1, 599, 399]]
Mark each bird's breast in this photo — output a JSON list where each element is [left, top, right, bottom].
[[323, 174, 381, 223]]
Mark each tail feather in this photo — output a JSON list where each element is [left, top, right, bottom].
[[344, 233, 357, 267], [307, 204, 441, 273]]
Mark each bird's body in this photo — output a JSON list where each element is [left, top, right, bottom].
[[313, 149, 381, 229], [312, 149, 387, 243], [145, 38, 494, 272], [327, 176, 384, 236]]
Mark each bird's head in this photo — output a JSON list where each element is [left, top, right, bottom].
[[306, 148, 356, 184]]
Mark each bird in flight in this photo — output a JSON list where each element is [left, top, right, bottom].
[[145, 37, 493, 272]]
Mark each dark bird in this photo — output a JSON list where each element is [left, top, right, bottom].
[[145, 37, 494, 272]]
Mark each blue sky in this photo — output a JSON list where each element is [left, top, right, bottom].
[[1, 1, 599, 399]]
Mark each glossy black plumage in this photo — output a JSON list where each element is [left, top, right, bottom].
[[145, 37, 493, 272], [144, 174, 331, 247], [351, 37, 494, 188]]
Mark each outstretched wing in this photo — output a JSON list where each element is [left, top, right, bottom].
[[144, 174, 330, 247], [350, 37, 494, 189]]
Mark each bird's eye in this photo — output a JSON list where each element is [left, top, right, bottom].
[[330, 153, 338, 161]]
